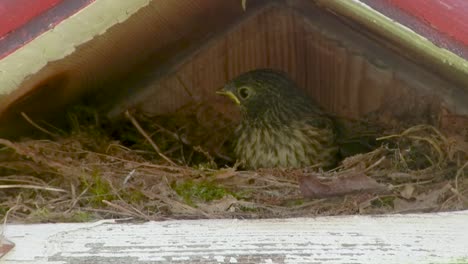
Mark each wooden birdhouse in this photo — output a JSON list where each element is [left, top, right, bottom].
[[1, 0, 467, 262]]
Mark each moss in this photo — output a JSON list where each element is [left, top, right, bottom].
[[28, 208, 94, 222], [192, 162, 218, 170], [173, 180, 229, 206], [0, 206, 7, 216], [67, 105, 101, 130], [28, 207, 51, 221], [69, 211, 93, 222], [239, 205, 259, 212], [122, 189, 146, 203], [284, 199, 305, 207], [371, 196, 395, 208], [81, 170, 116, 206], [403, 144, 434, 170]]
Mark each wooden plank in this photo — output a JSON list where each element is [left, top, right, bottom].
[[2, 211, 468, 263]]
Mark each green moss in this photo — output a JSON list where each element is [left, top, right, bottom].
[[69, 211, 93, 222], [28, 207, 51, 221], [173, 180, 229, 206], [192, 162, 218, 170], [0, 206, 8, 216], [67, 105, 100, 131], [239, 205, 259, 212], [81, 170, 116, 206], [122, 189, 146, 203], [371, 196, 395, 208], [28, 208, 94, 222], [284, 199, 305, 207]]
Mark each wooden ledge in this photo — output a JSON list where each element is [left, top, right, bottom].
[[2, 211, 468, 263]]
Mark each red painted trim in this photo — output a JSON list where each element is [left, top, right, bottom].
[[0, 0, 96, 60], [361, 0, 468, 60], [388, 0, 468, 46], [0, 0, 64, 37]]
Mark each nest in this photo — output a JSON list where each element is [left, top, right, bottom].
[[0, 104, 467, 223]]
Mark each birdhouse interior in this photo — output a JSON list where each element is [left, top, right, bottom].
[[0, 0, 467, 222]]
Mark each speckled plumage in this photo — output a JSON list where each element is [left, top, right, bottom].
[[220, 69, 338, 169]]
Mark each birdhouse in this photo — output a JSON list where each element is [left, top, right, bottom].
[[1, 0, 467, 262]]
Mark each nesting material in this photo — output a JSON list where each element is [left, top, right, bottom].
[[0, 104, 466, 223]]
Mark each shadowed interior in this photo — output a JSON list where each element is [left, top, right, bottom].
[[0, 0, 467, 138]]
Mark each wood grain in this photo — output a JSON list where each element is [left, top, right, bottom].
[[3, 211, 468, 263], [1, 0, 467, 138], [132, 3, 461, 125]]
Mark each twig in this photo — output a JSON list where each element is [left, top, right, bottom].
[[112, 183, 153, 220], [124, 110, 177, 166], [102, 200, 139, 217], [83, 207, 136, 218], [449, 187, 468, 205], [1, 205, 17, 236], [123, 169, 136, 185], [363, 156, 386, 173], [176, 74, 193, 98], [0, 184, 66, 192], [21, 112, 59, 137], [102, 200, 151, 220], [454, 161, 468, 192], [65, 186, 89, 213], [453, 161, 468, 205]]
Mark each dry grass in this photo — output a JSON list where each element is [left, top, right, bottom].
[[0, 106, 467, 223]]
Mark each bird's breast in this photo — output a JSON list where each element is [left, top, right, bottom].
[[235, 120, 337, 169]]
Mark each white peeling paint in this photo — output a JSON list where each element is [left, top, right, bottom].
[[2, 211, 468, 263]]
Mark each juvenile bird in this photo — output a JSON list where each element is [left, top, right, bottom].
[[218, 69, 338, 169]]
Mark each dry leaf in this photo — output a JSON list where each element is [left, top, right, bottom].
[[299, 172, 389, 199], [400, 184, 415, 199], [394, 184, 451, 213], [200, 195, 238, 214], [447, 135, 468, 159], [214, 169, 238, 180], [0, 237, 15, 258]]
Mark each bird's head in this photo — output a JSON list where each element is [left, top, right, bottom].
[[217, 69, 312, 122]]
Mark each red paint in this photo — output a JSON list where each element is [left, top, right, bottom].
[[0, 0, 95, 59], [388, 0, 468, 46], [0, 0, 63, 37]]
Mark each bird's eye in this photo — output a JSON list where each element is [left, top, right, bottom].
[[238, 86, 251, 100]]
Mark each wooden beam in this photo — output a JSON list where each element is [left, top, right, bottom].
[[3, 211, 468, 263]]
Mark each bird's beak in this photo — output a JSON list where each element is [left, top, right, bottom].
[[216, 89, 241, 105]]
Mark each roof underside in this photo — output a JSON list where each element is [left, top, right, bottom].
[[0, 0, 467, 137]]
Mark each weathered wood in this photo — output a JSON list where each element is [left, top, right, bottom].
[[3, 211, 468, 263]]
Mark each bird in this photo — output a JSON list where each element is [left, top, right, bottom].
[[217, 69, 339, 169]]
